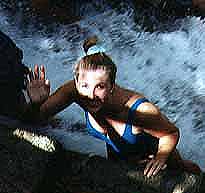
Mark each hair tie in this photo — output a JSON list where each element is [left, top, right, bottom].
[[86, 45, 106, 55]]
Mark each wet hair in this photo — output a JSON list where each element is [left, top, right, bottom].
[[74, 36, 117, 85]]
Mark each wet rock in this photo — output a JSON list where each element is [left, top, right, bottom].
[[1, 0, 205, 32], [31, 0, 81, 24], [0, 126, 204, 193], [0, 126, 62, 193]]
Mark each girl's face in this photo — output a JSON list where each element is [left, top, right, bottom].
[[75, 68, 113, 112]]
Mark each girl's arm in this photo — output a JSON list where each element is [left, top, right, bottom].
[[133, 101, 179, 177], [19, 65, 77, 122], [40, 80, 77, 120]]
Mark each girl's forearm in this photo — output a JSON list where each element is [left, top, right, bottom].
[[157, 131, 179, 159]]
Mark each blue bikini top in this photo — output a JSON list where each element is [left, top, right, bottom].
[[85, 98, 159, 158]]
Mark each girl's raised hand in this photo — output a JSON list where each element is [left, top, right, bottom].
[[27, 64, 50, 105]]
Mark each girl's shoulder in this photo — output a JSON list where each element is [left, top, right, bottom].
[[114, 84, 146, 107], [115, 85, 159, 114]]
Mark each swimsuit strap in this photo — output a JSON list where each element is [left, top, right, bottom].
[[85, 111, 120, 153], [128, 98, 149, 122], [123, 98, 149, 142], [129, 98, 149, 112]]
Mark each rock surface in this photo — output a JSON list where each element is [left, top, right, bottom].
[[0, 0, 204, 32], [0, 126, 204, 193]]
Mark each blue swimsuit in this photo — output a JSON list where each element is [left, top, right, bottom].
[[85, 98, 159, 160]]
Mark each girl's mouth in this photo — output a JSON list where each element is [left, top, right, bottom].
[[88, 100, 102, 107]]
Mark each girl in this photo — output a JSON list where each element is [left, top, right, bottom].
[[25, 37, 201, 177]]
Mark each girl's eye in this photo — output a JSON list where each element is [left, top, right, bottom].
[[96, 84, 105, 89], [81, 84, 88, 88]]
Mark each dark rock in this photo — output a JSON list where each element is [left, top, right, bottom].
[[0, 126, 61, 193], [31, 0, 81, 24], [0, 125, 204, 193], [1, 0, 205, 32]]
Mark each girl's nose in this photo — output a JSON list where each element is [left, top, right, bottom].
[[87, 89, 95, 99]]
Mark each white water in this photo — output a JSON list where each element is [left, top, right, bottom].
[[1, 4, 205, 170]]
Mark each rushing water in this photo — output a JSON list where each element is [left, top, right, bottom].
[[1, 2, 205, 170]]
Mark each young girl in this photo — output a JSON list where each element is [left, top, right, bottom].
[[24, 37, 201, 178]]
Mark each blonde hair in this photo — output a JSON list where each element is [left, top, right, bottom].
[[74, 37, 117, 85]]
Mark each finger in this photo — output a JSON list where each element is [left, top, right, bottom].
[[34, 64, 39, 80], [26, 73, 31, 83], [161, 163, 167, 170], [152, 164, 162, 176], [147, 161, 159, 178], [28, 68, 34, 81], [45, 79, 50, 90], [148, 161, 167, 177], [44, 79, 51, 97], [40, 65, 45, 80], [144, 160, 154, 176]]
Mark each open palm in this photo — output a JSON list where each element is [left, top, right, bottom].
[[27, 65, 50, 105]]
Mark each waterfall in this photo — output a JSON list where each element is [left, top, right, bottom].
[[1, 1, 205, 170]]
